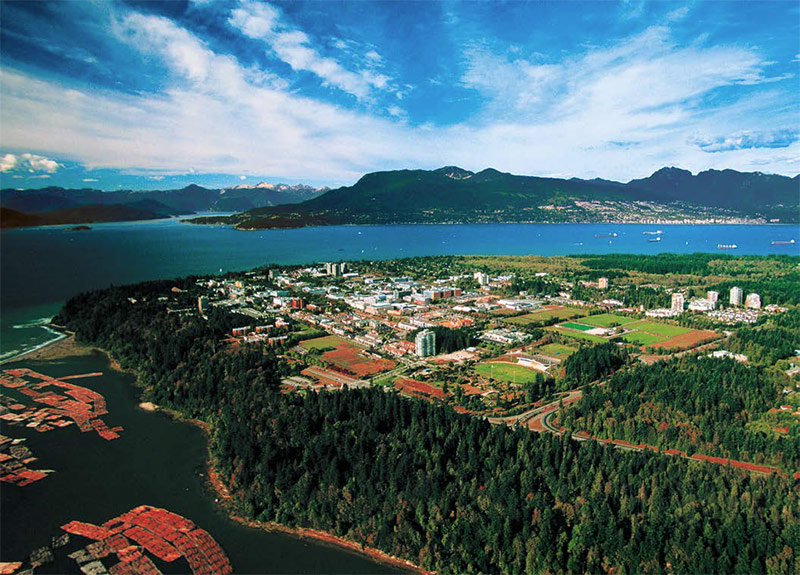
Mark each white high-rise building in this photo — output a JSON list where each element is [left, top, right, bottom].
[[415, 329, 436, 358], [474, 271, 489, 286], [671, 293, 685, 312], [707, 291, 719, 309], [730, 287, 743, 306], [598, 277, 609, 290], [745, 293, 761, 309]]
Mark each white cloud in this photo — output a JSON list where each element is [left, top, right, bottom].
[[228, 0, 391, 101], [0, 152, 60, 173], [1, 11, 797, 185], [0, 153, 18, 172]]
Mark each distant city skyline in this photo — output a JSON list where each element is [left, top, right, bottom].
[[1, 0, 798, 190]]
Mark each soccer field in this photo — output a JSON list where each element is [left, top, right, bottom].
[[474, 362, 540, 383], [581, 313, 638, 327], [559, 321, 595, 332], [632, 321, 693, 337], [620, 331, 667, 345]]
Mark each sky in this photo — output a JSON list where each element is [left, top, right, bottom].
[[0, 0, 798, 190]]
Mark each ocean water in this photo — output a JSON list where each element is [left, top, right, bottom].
[[1, 218, 798, 359]]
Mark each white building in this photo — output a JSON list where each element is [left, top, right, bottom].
[[745, 293, 761, 309], [707, 291, 719, 309], [474, 271, 490, 286], [415, 329, 436, 358], [598, 277, 609, 290], [730, 287, 743, 306], [671, 293, 685, 312], [688, 299, 714, 312]]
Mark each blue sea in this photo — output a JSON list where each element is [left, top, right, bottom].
[[1, 217, 797, 359]]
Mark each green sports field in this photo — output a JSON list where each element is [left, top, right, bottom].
[[551, 328, 607, 343], [632, 321, 693, 337], [537, 343, 577, 357], [581, 313, 638, 328], [620, 331, 667, 345], [300, 335, 349, 350], [505, 306, 587, 325], [474, 362, 541, 383], [559, 321, 595, 332]]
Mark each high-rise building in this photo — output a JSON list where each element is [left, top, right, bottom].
[[707, 291, 719, 309], [598, 277, 609, 290], [415, 329, 436, 358], [197, 296, 208, 315], [474, 271, 489, 286], [730, 287, 743, 306], [745, 293, 761, 309], [325, 262, 342, 276], [671, 293, 685, 312]]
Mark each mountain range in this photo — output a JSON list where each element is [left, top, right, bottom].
[[0, 183, 327, 228], [2, 167, 797, 229], [194, 166, 800, 229]]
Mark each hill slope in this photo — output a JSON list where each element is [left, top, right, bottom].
[[0, 204, 169, 228], [0, 182, 327, 224], [199, 166, 798, 229]]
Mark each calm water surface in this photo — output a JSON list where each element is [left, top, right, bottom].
[[0, 353, 406, 574]]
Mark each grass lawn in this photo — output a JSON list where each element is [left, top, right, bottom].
[[559, 321, 595, 332], [474, 362, 541, 383], [537, 343, 577, 358], [551, 328, 607, 343], [300, 335, 349, 350], [620, 331, 668, 345], [506, 306, 587, 325], [581, 313, 638, 327], [631, 321, 693, 337]]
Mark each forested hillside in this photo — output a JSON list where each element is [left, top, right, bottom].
[[56, 280, 800, 574]]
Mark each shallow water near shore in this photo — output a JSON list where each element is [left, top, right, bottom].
[[0, 352, 406, 574]]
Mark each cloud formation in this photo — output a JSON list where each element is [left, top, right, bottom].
[[0, 0, 796, 186], [0, 153, 60, 173], [228, 0, 391, 101]]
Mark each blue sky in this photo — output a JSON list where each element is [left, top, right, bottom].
[[0, 0, 798, 190]]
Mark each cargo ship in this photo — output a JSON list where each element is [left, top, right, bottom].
[[771, 239, 795, 245], [594, 233, 618, 238], [647, 237, 661, 242], [717, 244, 737, 249], [643, 230, 663, 235]]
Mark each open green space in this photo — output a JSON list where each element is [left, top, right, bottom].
[[551, 327, 607, 343], [299, 334, 348, 350], [474, 362, 541, 383], [581, 313, 638, 327], [620, 331, 668, 345], [632, 321, 693, 337], [536, 343, 577, 358], [559, 321, 595, 332], [505, 306, 587, 325]]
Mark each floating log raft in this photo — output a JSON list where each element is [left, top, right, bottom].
[[1, 368, 121, 441], [61, 506, 232, 575]]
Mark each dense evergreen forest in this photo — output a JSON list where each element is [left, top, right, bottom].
[[56, 281, 800, 574], [562, 356, 800, 469]]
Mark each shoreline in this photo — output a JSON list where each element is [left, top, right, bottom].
[[5, 330, 432, 575]]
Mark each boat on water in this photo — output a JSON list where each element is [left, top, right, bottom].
[[643, 230, 663, 235], [595, 233, 618, 238], [647, 237, 661, 242], [718, 244, 737, 249], [771, 239, 795, 245]]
